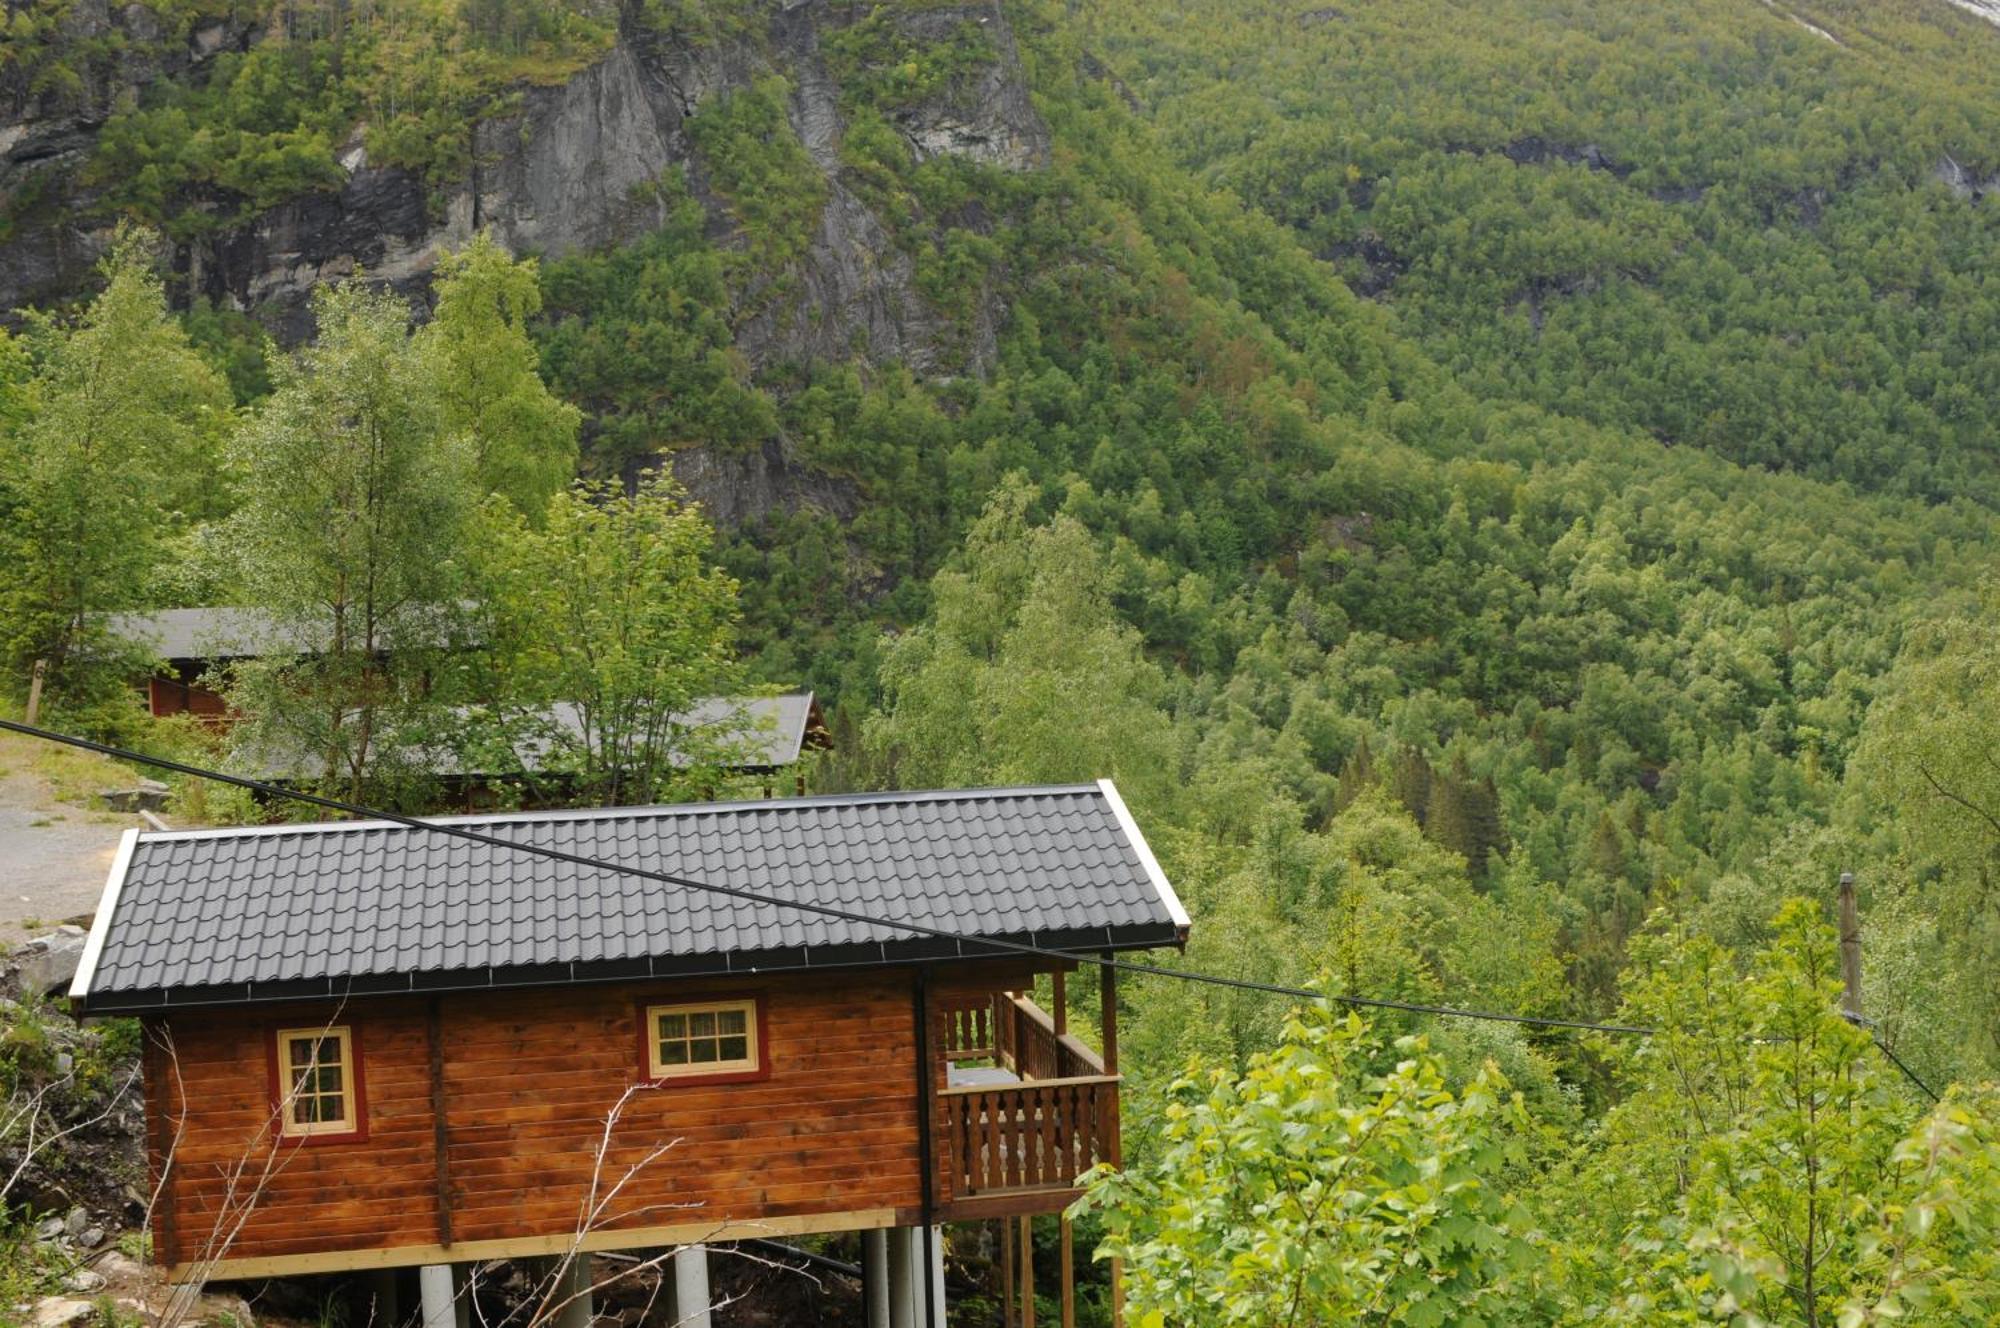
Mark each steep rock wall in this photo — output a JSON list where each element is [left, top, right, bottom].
[[1, 0, 1048, 366]]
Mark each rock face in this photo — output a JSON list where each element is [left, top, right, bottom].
[[1935, 154, 2000, 202], [1, 0, 1048, 533], [2, 0, 1046, 355]]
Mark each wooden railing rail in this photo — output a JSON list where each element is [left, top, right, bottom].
[[1009, 996, 1063, 1081], [941, 997, 996, 1062], [1056, 1032, 1104, 1078], [942, 1074, 1121, 1196]]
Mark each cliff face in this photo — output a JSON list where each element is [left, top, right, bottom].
[[1, 0, 1047, 528], [0, 0, 1048, 356]]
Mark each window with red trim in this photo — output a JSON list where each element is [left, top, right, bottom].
[[276, 1026, 359, 1138]]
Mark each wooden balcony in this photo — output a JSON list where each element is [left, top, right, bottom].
[[935, 990, 1120, 1220]]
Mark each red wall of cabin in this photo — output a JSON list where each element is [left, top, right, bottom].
[[145, 969, 936, 1270]]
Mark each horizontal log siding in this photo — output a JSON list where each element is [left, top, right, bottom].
[[155, 972, 925, 1266]]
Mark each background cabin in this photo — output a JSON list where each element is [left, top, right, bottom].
[[103, 606, 834, 796], [70, 782, 1187, 1326]]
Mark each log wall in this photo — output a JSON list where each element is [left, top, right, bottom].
[[145, 969, 936, 1272]]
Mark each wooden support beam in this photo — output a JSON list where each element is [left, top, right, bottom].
[[1024, 1216, 1040, 1320], [1059, 1214, 1075, 1328], [1102, 954, 1123, 1328], [140, 1020, 180, 1270], [1000, 1216, 1015, 1328], [1099, 957, 1118, 1079], [24, 659, 47, 726], [428, 997, 453, 1246], [1052, 970, 1067, 1037]]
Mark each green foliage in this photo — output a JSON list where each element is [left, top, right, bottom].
[[1547, 900, 2000, 1323], [1088, 0, 2000, 504], [1080, 1006, 1546, 1326], [225, 279, 474, 804], [0, 229, 230, 721], [83, 0, 613, 235], [865, 479, 1179, 813], [182, 297, 275, 405], [1844, 592, 2000, 1080], [457, 473, 743, 805], [685, 76, 827, 273], [535, 187, 777, 474], [822, 5, 997, 113], [421, 232, 580, 518]]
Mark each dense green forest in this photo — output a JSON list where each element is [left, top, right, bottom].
[[6, 0, 2000, 1320]]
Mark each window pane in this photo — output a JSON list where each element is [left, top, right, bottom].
[[292, 1098, 315, 1126], [290, 1038, 318, 1067], [316, 1065, 343, 1092], [718, 1035, 748, 1061], [658, 1014, 686, 1039], [689, 1012, 716, 1037], [318, 1093, 345, 1123], [689, 1039, 718, 1063], [718, 1010, 747, 1035], [659, 1041, 688, 1066], [292, 1067, 315, 1095]]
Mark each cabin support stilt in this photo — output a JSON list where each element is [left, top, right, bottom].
[[548, 1256, 592, 1328], [886, 1227, 945, 1328], [863, 1228, 891, 1328], [671, 1245, 711, 1328], [999, 1218, 1015, 1326], [418, 1264, 454, 1328], [1059, 1214, 1076, 1328], [888, 1228, 915, 1328], [1018, 1215, 1036, 1326], [928, 1228, 947, 1326]]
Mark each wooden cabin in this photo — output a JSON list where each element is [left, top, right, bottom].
[[69, 782, 1187, 1326], [105, 606, 834, 795]]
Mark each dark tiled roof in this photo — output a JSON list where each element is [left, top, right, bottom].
[[72, 783, 1187, 1012]]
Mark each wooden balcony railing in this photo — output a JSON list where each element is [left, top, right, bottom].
[[937, 990, 1118, 1209], [942, 997, 996, 1062], [941, 1074, 1120, 1197]]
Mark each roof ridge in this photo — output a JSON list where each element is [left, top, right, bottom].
[[138, 783, 1107, 842]]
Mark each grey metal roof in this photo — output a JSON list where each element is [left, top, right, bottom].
[[105, 606, 295, 660], [246, 693, 828, 780], [460, 693, 826, 773], [71, 782, 1188, 1012]]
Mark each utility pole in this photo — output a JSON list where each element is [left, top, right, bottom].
[[1838, 871, 1863, 1023], [24, 659, 47, 726]]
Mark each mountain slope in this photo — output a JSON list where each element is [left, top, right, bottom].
[[1088, 0, 2000, 502], [4, 0, 1998, 1070]]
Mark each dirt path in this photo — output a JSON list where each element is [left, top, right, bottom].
[[0, 754, 139, 945]]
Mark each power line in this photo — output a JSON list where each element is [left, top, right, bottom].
[[1871, 1033, 1940, 1104], [0, 716, 1652, 1036], [0, 713, 1957, 1109]]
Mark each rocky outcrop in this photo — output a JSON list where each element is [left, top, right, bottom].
[[2, 2, 260, 312], [1935, 154, 2000, 202], [2, 0, 1048, 365]]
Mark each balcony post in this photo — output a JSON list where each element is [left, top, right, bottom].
[[1102, 953, 1123, 1328], [1052, 970, 1066, 1036]]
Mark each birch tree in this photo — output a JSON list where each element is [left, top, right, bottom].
[[462, 473, 741, 806], [0, 230, 229, 718], [226, 279, 474, 804], [419, 233, 579, 520]]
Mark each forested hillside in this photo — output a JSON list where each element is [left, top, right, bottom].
[[5, 0, 2000, 1320]]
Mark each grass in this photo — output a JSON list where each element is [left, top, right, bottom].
[[0, 702, 150, 813]]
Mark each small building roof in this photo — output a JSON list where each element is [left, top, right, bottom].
[[106, 604, 828, 773], [71, 782, 1188, 1014], [105, 606, 298, 661]]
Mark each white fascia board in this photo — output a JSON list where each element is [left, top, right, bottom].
[[1097, 778, 1191, 929], [69, 826, 140, 1002]]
